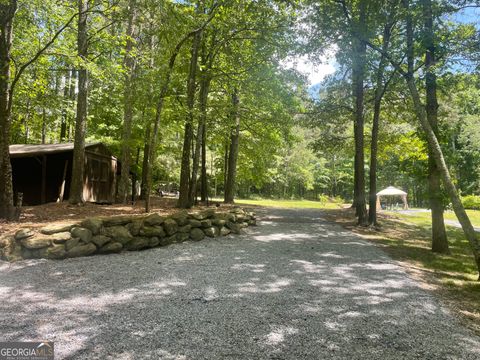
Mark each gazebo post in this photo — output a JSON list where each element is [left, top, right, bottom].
[[376, 196, 381, 211]]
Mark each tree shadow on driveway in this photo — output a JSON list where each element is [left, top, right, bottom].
[[0, 208, 479, 359]]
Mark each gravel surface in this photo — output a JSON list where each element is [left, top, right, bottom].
[[1, 208, 479, 359]]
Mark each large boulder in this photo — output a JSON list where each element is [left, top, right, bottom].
[[0, 235, 21, 261], [51, 231, 73, 244], [65, 238, 80, 251], [46, 244, 66, 259], [220, 226, 231, 236], [102, 215, 133, 226], [127, 220, 143, 236], [140, 226, 166, 238], [149, 237, 160, 247], [14, 228, 34, 241], [67, 243, 97, 258], [163, 234, 177, 245], [200, 219, 212, 228], [190, 228, 205, 241], [179, 224, 192, 233], [80, 218, 103, 235], [211, 218, 226, 227], [188, 219, 202, 228], [70, 227, 92, 243], [189, 209, 215, 220], [204, 227, 220, 238], [101, 226, 132, 245], [163, 219, 178, 236], [213, 212, 235, 223], [171, 211, 189, 226], [226, 221, 242, 234], [144, 213, 165, 226], [99, 242, 123, 254], [176, 232, 190, 242], [21, 235, 52, 249], [91, 235, 111, 248], [125, 237, 149, 251], [40, 223, 75, 235]]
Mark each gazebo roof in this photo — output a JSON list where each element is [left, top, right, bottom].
[[376, 186, 407, 196]]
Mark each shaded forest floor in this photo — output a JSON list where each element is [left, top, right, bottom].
[[323, 208, 480, 336], [0, 197, 227, 235]]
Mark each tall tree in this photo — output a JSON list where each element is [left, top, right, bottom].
[[224, 90, 240, 203], [178, 18, 203, 208], [422, 0, 449, 253], [69, 0, 89, 205], [0, 0, 17, 220], [368, 14, 395, 225], [366, 0, 480, 278], [119, 0, 138, 203]]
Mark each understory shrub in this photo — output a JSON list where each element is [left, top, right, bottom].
[[461, 195, 480, 210]]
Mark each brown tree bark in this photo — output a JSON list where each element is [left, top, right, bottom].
[[178, 29, 202, 209], [200, 119, 208, 202], [140, 122, 151, 201], [60, 70, 71, 142], [119, 0, 138, 204], [224, 91, 240, 204], [352, 36, 368, 224], [368, 22, 392, 225], [69, 0, 89, 205], [189, 44, 212, 206], [422, 0, 449, 254], [0, 0, 17, 220]]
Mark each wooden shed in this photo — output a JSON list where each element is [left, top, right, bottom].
[[9, 142, 119, 205]]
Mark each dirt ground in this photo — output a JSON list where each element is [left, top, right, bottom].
[[0, 197, 226, 235]]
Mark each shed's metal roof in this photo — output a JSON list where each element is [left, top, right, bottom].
[[9, 142, 102, 157]]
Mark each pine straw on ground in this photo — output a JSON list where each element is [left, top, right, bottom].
[[322, 208, 480, 336], [0, 197, 228, 235]]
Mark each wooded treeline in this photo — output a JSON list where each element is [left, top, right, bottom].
[[0, 0, 479, 275], [303, 0, 480, 276], [0, 0, 306, 218]]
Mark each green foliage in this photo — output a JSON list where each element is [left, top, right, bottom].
[[462, 195, 480, 210]]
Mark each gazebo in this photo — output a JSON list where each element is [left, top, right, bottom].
[[376, 186, 408, 210]]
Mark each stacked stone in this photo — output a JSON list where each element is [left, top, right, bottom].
[[0, 207, 256, 261]]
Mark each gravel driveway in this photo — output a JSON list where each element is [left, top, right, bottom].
[[1, 208, 479, 359]]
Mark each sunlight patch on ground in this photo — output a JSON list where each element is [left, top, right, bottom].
[[264, 326, 299, 346]]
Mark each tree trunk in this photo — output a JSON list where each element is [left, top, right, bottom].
[[41, 108, 47, 144], [178, 29, 202, 208], [189, 70, 211, 206], [422, 0, 449, 253], [119, 0, 137, 204], [200, 119, 207, 202], [140, 122, 151, 200], [60, 70, 70, 141], [68, 70, 77, 141], [144, 31, 198, 212], [224, 91, 240, 204], [0, 0, 17, 220], [368, 23, 391, 225], [352, 34, 367, 224], [69, 0, 88, 205], [223, 140, 229, 194], [401, 0, 479, 278]]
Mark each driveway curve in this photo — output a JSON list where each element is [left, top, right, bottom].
[[0, 208, 479, 359]]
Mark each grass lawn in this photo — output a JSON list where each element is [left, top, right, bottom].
[[232, 198, 344, 209], [323, 208, 480, 334], [389, 208, 480, 228]]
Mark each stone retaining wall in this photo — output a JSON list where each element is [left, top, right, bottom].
[[0, 207, 256, 261]]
